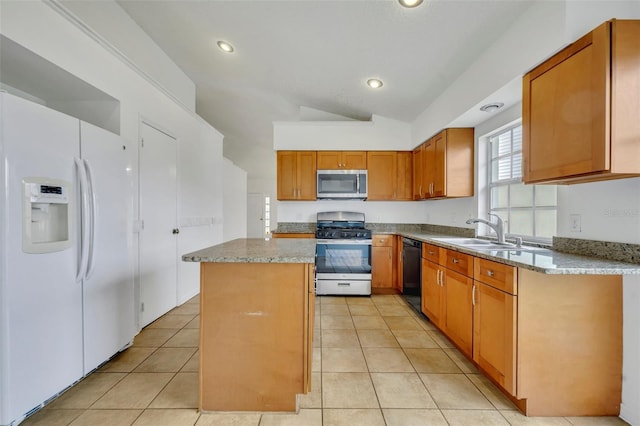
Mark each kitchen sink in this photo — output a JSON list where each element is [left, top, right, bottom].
[[431, 237, 550, 253]]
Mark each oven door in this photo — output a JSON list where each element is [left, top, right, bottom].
[[315, 239, 372, 276]]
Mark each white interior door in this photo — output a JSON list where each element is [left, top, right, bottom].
[[247, 193, 265, 237], [139, 121, 178, 327]]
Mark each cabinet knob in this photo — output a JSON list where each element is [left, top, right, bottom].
[[486, 270, 494, 277], [452, 258, 459, 264], [172, 228, 180, 235]]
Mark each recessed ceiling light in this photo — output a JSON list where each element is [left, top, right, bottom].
[[399, 0, 424, 8], [217, 40, 234, 53], [480, 102, 504, 113], [367, 79, 384, 89]]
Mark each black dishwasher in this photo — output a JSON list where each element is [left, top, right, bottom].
[[402, 238, 422, 314]]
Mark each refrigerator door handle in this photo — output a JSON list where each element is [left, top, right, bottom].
[[75, 157, 90, 282], [83, 159, 96, 279]]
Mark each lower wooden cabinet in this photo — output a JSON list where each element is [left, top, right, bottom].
[[304, 268, 315, 393], [443, 268, 473, 357], [422, 250, 622, 417], [472, 258, 517, 394], [199, 262, 314, 411], [372, 235, 395, 288], [473, 280, 517, 394], [421, 258, 443, 327], [271, 232, 315, 238], [421, 245, 473, 356]]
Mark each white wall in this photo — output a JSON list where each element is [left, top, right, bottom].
[[277, 200, 429, 225], [0, 0, 226, 307], [177, 122, 225, 303], [274, 114, 412, 151], [411, 0, 567, 146], [223, 158, 248, 241], [58, 0, 196, 110]]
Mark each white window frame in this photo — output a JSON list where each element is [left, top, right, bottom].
[[486, 123, 557, 244], [264, 196, 271, 236]]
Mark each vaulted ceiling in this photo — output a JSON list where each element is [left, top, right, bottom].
[[72, 0, 536, 179]]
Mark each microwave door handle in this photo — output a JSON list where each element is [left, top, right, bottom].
[[356, 173, 360, 194]]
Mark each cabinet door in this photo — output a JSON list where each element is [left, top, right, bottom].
[[443, 268, 473, 357], [433, 132, 446, 197], [421, 259, 443, 327], [443, 128, 475, 198], [343, 151, 367, 169], [522, 23, 609, 183], [473, 281, 516, 394], [296, 151, 317, 200], [367, 151, 396, 200], [395, 235, 404, 292], [413, 145, 424, 199], [277, 151, 297, 200], [317, 151, 366, 169], [396, 151, 413, 200], [372, 245, 394, 288], [317, 151, 342, 169], [423, 138, 436, 198]]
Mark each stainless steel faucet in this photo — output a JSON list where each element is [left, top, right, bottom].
[[466, 214, 506, 244]]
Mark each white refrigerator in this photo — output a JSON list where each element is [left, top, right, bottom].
[[0, 93, 135, 425]]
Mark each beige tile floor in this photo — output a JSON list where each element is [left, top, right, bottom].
[[22, 294, 628, 426]]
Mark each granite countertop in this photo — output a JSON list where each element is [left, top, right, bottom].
[[185, 226, 640, 273], [182, 238, 316, 263], [396, 232, 640, 275]]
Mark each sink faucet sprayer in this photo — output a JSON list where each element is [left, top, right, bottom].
[[466, 214, 506, 244]]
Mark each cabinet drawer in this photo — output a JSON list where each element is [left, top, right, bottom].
[[443, 249, 473, 277], [474, 258, 517, 295], [373, 235, 393, 247], [422, 243, 441, 263]]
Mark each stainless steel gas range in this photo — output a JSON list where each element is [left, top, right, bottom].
[[315, 211, 372, 296]]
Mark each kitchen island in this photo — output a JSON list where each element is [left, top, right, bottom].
[[182, 238, 316, 412]]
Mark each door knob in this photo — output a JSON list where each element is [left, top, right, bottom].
[[172, 228, 180, 234]]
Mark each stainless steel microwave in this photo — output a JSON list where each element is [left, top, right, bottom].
[[317, 170, 367, 200]]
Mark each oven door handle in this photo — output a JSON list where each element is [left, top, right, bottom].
[[316, 239, 372, 245]]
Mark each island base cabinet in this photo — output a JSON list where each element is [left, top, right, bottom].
[[199, 262, 314, 412], [516, 269, 622, 416]]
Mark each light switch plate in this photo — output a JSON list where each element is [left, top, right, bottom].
[[569, 214, 581, 232]]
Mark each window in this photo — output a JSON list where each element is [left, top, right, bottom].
[[487, 124, 556, 242]]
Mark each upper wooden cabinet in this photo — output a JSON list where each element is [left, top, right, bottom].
[[317, 151, 367, 170], [522, 19, 640, 184], [412, 145, 424, 199], [414, 128, 474, 200], [367, 151, 413, 201], [396, 151, 413, 200], [277, 151, 317, 201]]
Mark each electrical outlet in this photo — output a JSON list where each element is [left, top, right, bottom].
[[570, 214, 581, 232]]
